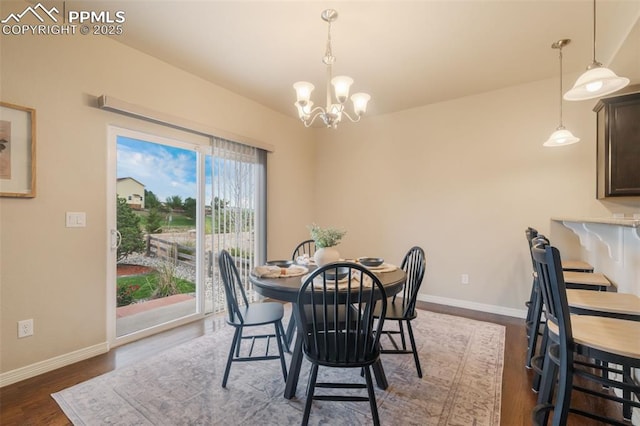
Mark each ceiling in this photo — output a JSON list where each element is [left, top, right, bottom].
[[90, 1, 639, 119]]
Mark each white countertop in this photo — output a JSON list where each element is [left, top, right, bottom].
[[552, 216, 640, 228]]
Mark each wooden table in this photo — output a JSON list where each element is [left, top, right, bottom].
[[250, 265, 407, 399]]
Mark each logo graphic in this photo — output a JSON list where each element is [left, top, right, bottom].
[[2, 2, 125, 36], [1, 3, 59, 24]]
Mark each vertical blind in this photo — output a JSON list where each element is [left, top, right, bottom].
[[205, 137, 266, 314]]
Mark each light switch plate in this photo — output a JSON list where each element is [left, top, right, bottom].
[[66, 212, 86, 227]]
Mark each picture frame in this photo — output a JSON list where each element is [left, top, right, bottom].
[[0, 101, 36, 198]]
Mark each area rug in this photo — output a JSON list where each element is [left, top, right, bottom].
[[52, 307, 505, 425]]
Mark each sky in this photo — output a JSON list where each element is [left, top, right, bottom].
[[117, 136, 205, 202], [117, 136, 255, 207]]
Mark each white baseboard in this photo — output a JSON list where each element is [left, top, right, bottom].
[[418, 294, 527, 319], [0, 342, 109, 388]]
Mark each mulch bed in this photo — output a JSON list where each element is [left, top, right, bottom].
[[117, 264, 155, 277]]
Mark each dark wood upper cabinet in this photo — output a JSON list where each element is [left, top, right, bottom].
[[594, 89, 640, 199]]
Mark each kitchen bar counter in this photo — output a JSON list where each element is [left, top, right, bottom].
[[552, 216, 640, 228], [551, 216, 640, 296]]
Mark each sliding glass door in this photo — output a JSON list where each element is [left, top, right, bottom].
[[107, 126, 266, 344], [109, 127, 204, 342]]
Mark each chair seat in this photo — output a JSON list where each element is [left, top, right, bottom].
[[547, 315, 640, 359], [373, 298, 415, 321], [227, 302, 284, 327], [562, 271, 612, 289], [561, 260, 594, 272], [566, 289, 640, 317], [303, 331, 381, 367], [302, 304, 358, 330]]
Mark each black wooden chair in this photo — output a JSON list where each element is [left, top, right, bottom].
[[291, 239, 316, 261], [280, 239, 319, 345], [531, 240, 640, 425], [295, 262, 387, 426], [373, 246, 426, 377], [525, 229, 599, 372], [218, 249, 289, 388], [525, 227, 544, 370]]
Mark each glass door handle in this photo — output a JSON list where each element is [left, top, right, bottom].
[[111, 229, 122, 249]]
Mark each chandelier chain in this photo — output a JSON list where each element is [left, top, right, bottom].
[[323, 20, 334, 65]]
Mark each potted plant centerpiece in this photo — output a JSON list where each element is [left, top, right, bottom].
[[308, 223, 346, 266]]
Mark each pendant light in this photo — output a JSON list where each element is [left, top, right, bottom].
[[564, 0, 629, 101], [545, 39, 580, 147]]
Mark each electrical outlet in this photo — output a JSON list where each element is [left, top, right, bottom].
[[461, 274, 469, 285], [18, 319, 34, 338]]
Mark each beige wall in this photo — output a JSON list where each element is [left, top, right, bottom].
[[311, 19, 640, 313], [0, 30, 315, 375]]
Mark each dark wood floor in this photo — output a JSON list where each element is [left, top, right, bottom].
[[0, 302, 630, 425]]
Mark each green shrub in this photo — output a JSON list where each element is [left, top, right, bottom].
[[151, 261, 180, 298], [229, 247, 252, 259], [117, 284, 140, 307], [145, 207, 163, 234], [117, 197, 145, 261]]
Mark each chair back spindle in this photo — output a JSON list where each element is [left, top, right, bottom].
[[219, 249, 250, 324], [292, 239, 316, 261], [531, 239, 573, 350], [397, 246, 426, 319]]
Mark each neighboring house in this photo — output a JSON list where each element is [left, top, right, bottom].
[[117, 177, 145, 210]]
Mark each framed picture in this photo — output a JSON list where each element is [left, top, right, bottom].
[[0, 102, 36, 198]]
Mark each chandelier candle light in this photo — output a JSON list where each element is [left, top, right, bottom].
[[293, 9, 371, 128], [544, 39, 580, 147], [563, 0, 629, 101]]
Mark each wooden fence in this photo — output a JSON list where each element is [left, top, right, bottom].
[[146, 235, 198, 267], [145, 235, 250, 278]]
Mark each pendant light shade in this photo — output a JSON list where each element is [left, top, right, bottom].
[[564, 64, 630, 101], [564, 0, 629, 101], [544, 127, 580, 147], [544, 39, 580, 148]]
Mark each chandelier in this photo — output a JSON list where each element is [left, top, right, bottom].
[[293, 9, 371, 129]]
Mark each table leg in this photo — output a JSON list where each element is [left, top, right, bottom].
[[371, 359, 388, 390], [285, 310, 296, 347], [284, 329, 304, 399]]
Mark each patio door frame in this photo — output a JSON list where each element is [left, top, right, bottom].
[[106, 125, 207, 348]]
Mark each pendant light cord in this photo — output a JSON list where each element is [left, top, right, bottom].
[[558, 45, 564, 127], [592, 0, 597, 63]]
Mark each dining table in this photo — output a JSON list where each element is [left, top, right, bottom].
[[250, 262, 407, 399]]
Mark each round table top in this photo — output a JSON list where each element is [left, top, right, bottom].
[[250, 264, 407, 303]]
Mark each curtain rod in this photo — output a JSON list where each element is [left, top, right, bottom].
[[96, 95, 274, 153]]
